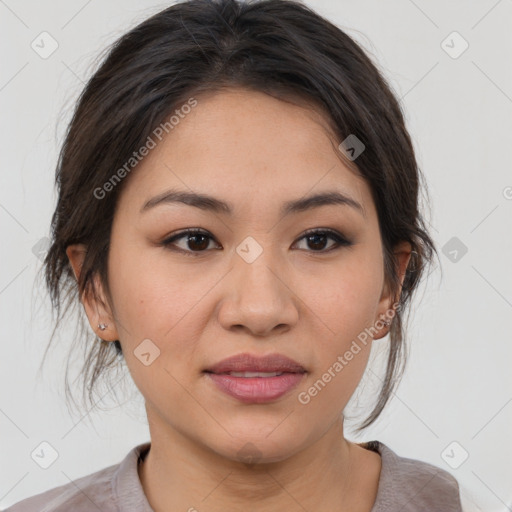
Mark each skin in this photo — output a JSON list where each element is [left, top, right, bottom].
[[67, 87, 411, 512]]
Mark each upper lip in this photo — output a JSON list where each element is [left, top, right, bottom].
[[205, 353, 306, 374]]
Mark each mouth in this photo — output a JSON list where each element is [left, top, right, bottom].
[[203, 353, 307, 403], [211, 371, 289, 377], [204, 352, 306, 374]]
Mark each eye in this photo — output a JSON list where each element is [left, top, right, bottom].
[[160, 227, 353, 256], [293, 228, 353, 252], [161, 228, 219, 256]]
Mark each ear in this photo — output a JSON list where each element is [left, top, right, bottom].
[[373, 241, 412, 340], [66, 244, 119, 342]]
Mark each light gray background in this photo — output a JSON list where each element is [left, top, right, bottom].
[[1, 1, 511, 510]]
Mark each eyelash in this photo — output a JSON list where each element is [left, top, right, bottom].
[[160, 228, 353, 257]]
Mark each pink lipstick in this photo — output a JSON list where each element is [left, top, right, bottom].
[[204, 352, 306, 404]]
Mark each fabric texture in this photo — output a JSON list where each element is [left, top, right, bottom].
[[3, 440, 463, 511]]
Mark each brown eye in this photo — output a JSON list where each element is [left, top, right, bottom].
[[161, 227, 352, 257], [184, 233, 210, 251], [306, 232, 329, 251], [294, 229, 352, 253], [161, 229, 219, 255]]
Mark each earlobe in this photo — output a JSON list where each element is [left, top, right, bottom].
[[65, 244, 119, 342]]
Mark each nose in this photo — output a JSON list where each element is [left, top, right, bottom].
[[217, 246, 300, 337]]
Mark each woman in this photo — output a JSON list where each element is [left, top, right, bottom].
[[6, 0, 463, 510]]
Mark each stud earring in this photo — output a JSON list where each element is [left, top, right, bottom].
[[98, 323, 108, 331]]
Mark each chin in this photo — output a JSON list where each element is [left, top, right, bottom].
[[207, 425, 308, 465]]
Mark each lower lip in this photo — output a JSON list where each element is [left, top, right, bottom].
[[206, 372, 305, 404]]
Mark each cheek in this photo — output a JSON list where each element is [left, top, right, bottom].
[[299, 300, 375, 423], [107, 250, 210, 403], [108, 241, 206, 337], [304, 252, 384, 339], [106, 246, 219, 392], [296, 255, 383, 406]]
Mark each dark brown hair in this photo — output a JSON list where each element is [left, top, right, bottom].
[[40, 0, 438, 431]]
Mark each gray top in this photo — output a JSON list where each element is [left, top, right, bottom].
[[3, 440, 463, 511]]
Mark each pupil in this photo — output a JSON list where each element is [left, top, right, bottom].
[[308, 233, 327, 250], [189, 234, 208, 251]]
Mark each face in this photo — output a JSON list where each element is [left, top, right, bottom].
[[69, 88, 410, 463]]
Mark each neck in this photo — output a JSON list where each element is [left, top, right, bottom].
[[138, 412, 379, 512]]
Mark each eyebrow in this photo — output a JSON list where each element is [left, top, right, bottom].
[[140, 188, 365, 218]]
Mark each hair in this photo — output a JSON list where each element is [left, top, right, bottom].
[[40, 0, 439, 432]]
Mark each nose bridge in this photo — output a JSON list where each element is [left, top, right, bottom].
[[234, 234, 286, 301], [218, 234, 298, 334]]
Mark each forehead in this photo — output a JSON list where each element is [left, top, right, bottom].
[[116, 88, 375, 221]]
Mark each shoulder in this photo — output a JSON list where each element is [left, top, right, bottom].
[[361, 440, 463, 512], [3, 443, 150, 512], [2, 465, 117, 512]]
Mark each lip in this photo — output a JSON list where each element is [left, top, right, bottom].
[[204, 352, 307, 404], [205, 352, 306, 374]]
